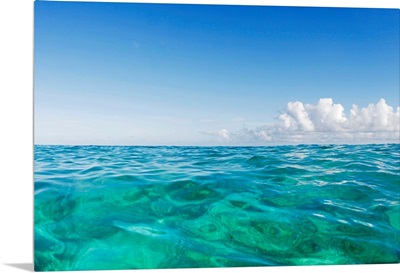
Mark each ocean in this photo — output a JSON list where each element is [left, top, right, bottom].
[[34, 144, 400, 271]]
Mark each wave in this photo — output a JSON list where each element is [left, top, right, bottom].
[[34, 144, 400, 270]]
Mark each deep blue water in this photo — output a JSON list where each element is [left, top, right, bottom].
[[34, 144, 400, 271]]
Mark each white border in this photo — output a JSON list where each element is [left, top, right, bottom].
[[0, 0, 398, 272], [23, 0, 400, 9]]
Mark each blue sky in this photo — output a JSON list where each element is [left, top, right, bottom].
[[34, 1, 399, 145]]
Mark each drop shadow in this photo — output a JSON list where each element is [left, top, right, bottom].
[[4, 263, 34, 272]]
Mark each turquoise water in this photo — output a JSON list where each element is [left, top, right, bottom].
[[34, 144, 400, 271]]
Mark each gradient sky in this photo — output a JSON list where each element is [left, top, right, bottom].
[[34, 1, 399, 145]]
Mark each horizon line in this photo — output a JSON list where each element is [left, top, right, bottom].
[[33, 142, 399, 147]]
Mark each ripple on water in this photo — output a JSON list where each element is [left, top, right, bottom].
[[34, 144, 400, 270]]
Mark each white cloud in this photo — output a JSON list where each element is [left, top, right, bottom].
[[280, 101, 314, 131], [348, 99, 400, 132], [217, 128, 230, 141], [217, 98, 400, 144], [202, 128, 231, 143], [306, 98, 347, 131]]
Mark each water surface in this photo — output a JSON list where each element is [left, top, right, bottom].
[[34, 144, 400, 271]]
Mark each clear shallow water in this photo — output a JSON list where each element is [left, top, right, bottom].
[[34, 144, 400, 271]]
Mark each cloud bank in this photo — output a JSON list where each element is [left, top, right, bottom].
[[216, 98, 399, 144]]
